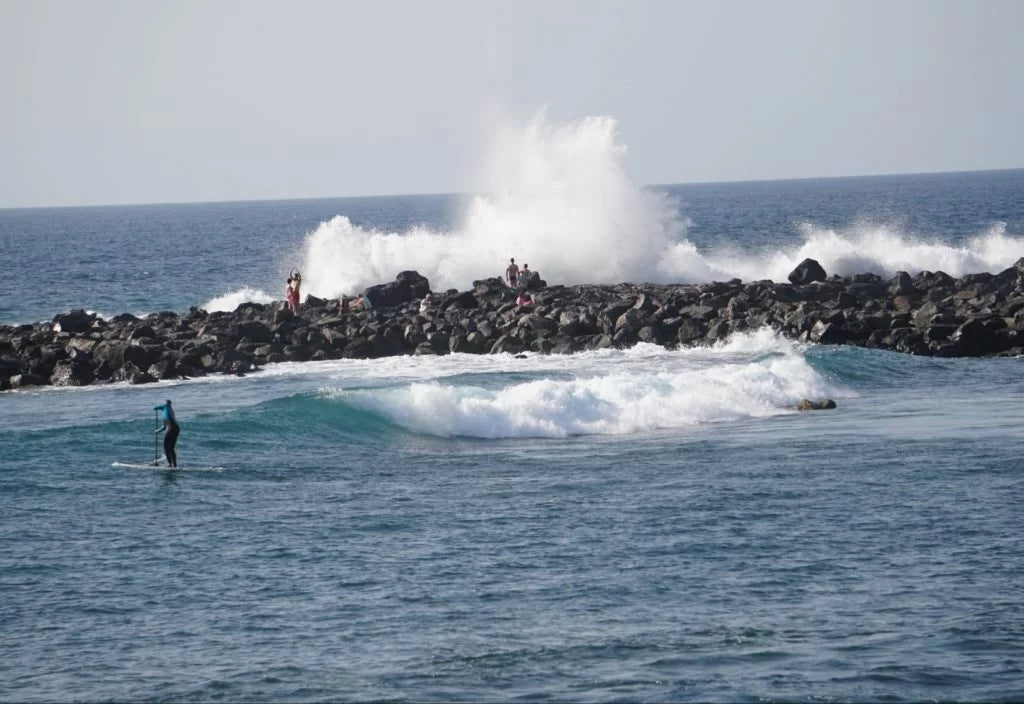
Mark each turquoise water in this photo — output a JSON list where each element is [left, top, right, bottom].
[[2, 170, 1024, 701]]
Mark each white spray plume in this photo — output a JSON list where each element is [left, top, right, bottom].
[[298, 113, 726, 299], [213, 112, 1024, 309]]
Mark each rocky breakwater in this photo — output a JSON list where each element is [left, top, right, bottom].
[[3, 259, 1024, 391]]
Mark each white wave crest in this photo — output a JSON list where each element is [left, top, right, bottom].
[[326, 329, 837, 438], [297, 114, 730, 299], [202, 287, 276, 313], [715, 220, 1023, 282], [293, 113, 1021, 297]]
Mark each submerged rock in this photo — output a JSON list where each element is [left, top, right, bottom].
[[797, 399, 837, 411]]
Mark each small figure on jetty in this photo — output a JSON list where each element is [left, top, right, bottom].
[[349, 294, 367, 311], [516, 291, 533, 308], [419, 293, 432, 315], [505, 258, 519, 287], [153, 399, 180, 467], [286, 268, 302, 313], [519, 263, 533, 288]]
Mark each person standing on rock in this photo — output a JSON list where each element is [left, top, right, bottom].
[[519, 263, 532, 288], [285, 277, 296, 312], [506, 258, 519, 287], [286, 267, 302, 313], [153, 399, 180, 468]]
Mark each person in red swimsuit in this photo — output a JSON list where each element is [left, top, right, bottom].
[[285, 268, 302, 313]]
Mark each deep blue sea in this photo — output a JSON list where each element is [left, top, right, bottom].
[[2, 167, 1024, 702]]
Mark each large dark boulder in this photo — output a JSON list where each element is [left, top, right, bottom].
[[148, 358, 180, 380], [788, 259, 827, 285], [797, 398, 837, 410], [234, 321, 274, 344], [0, 356, 22, 381], [490, 335, 523, 354], [124, 343, 163, 370], [53, 310, 96, 334], [363, 281, 410, 310], [442, 290, 478, 311], [809, 319, 848, 344], [890, 271, 916, 295], [10, 373, 47, 388], [129, 324, 158, 340], [364, 271, 432, 310], [676, 318, 707, 345], [396, 271, 431, 299], [49, 359, 95, 387]]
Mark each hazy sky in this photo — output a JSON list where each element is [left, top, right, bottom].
[[2, 0, 1023, 207]]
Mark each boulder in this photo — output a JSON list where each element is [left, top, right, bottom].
[[396, 270, 431, 299], [10, 373, 47, 388], [787, 259, 827, 285], [234, 321, 274, 344], [808, 320, 848, 344], [49, 359, 95, 387], [796, 399, 837, 410], [890, 271, 916, 295], [364, 271, 432, 310], [53, 310, 95, 334]]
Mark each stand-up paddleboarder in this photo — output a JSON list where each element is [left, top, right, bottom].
[[153, 399, 180, 468]]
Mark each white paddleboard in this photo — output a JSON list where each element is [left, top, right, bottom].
[[112, 462, 225, 472]]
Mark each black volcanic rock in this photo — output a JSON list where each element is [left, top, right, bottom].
[[788, 258, 828, 285], [7, 266, 1024, 391], [53, 310, 96, 334]]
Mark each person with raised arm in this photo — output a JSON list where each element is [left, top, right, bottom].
[[286, 267, 302, 313]]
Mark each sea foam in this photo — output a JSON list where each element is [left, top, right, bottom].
[[326, 329, 840, 439], [202, 287, 276, 313], [291, 113, 1023, 301]]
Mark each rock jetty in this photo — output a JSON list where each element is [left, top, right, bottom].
[[3, 258, 1024, 390]]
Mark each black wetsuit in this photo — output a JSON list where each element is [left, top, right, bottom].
[[164, 421, 180, 467], [154, 402, 180, 467]]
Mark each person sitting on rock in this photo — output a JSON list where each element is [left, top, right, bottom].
[[505, 257, 519, 287], [516, 291, 533, 308], [419, 293, 432, 315]]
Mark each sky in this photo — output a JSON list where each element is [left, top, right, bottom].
[[1, 0, 1023, 208]]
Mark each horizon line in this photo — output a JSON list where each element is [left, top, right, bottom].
[[2, 166, 1021, 212]]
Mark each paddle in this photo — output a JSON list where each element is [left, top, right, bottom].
[[153, 410, 160, 466]]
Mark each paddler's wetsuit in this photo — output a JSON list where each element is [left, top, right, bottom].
[[154, 401, 180, 467]]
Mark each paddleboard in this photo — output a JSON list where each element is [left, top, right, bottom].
[[112, 462, 225, 472]]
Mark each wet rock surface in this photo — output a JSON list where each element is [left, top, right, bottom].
[[4, 260, 1024, 390]]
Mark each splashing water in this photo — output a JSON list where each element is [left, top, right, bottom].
[[203, 287, 277, 313], [718, 221, 1023, 283], [326, 329, 838, 439], [297, 114, 729, 299], [291, 114, 1023, 302]]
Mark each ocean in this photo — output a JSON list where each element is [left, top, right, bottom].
[[2, 120, 1023, 702]]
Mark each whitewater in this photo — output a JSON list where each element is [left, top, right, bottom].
[[200, 115, 1024, 312]]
